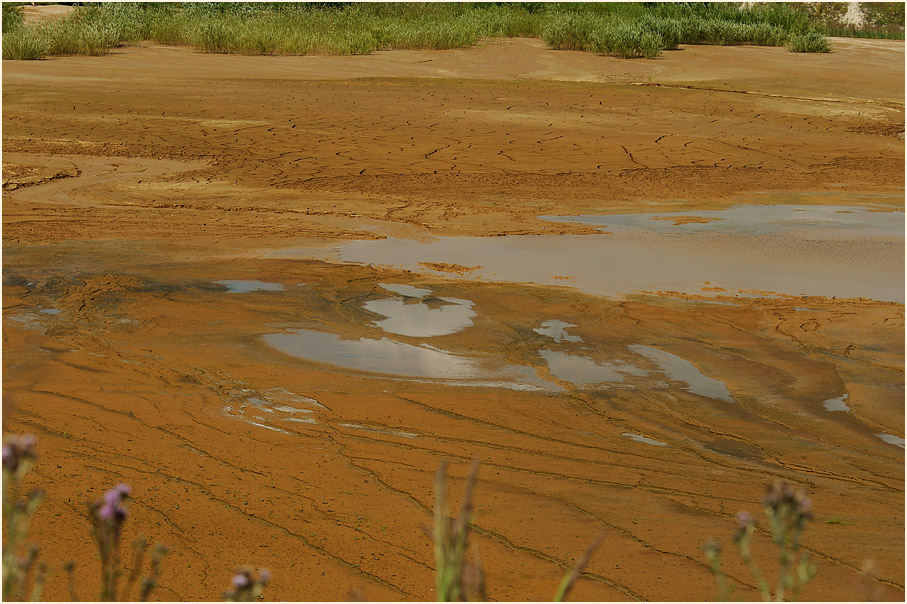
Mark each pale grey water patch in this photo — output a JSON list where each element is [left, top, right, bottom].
[[265, 329, 477, 379], [363, 296, 476, 337], [622, 433, 669, 447], [247, 419, 290, 434], [263, 388, 325, 409], [540, 350, 625, 385], [335, 201, 904, 302], [612, 359, 650, 377], [823, 394, 850, 412], [379, 283, 432, 298], [225, 388, 324, 430], [215, 280, 284, 293], [402, 378, 560, 393], [271, 404, 314, 414], [7, 313, 45, 331], [541, 204, 905, 239], [629, 344, 733, 402], [39, 308, 62, 315], [534, 320, 582, 342], [281, 417, 317, 424], [263, 328, 559, 391], [876, 433, 905, 449]]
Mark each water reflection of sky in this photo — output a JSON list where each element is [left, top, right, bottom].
[[215, 279, 284, 293], [337, 204, 904, 302], [364, 296, 476, 337], [629, 344, 733, 402], [534, 320, 582, 342], [263, 328, 560, 391]]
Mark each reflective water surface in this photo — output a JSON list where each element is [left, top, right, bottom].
[[363, 295, 476, 337], [628, 344, 733, 402], [336, 204, 904, 302], [540, 204, 905, 238], [534, 320, 582, 342], [622, 433, 669, 447], [541, 350, 625, 385], [876, 433, 905, 449], [215, 280, 284, 293], [823, 394, 850, 412], [263, 328, 560, 391]]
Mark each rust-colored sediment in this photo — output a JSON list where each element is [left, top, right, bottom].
[[3, 36, 904, 601]]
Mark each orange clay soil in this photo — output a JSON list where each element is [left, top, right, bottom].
[[3, 38, 904, 601]]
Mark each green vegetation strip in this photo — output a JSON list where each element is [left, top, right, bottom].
[[2, 2, 904, 61]]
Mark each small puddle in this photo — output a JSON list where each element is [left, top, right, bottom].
[[823, 394, 850, 412], [876, 433, 905, 449], [7, 313, 46, 331], [39, 308, 62, 315], [247, 419, 290, 434], [622, 433, 669, 447], [263, 328, 560, 391], [224, 387, 324, 431], [629, 344, 733, 402], [541, 350, 646, 386], [534, 320, 582, 342], [364, 284, 476, 337], [215, 280, 284, 293]]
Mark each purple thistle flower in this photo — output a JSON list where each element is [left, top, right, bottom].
[[258, 568, 271, 587], [98, 502, 117, 522], [735, 511, 754, 528], [231, 570, 251, 590], [2, 444, 14, 471], [3, 434, 37, 473], [95, 483, 130, 524], [103, 490, 121, 507]]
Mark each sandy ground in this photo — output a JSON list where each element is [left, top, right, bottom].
[[2, 37, 904, 601], [21, 3, 75, 25]]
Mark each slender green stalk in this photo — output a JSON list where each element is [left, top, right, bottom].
[[553, 531, 606, 602], [734, 523, 772, 601], [701, 540, 733, 602], [64, 561, 80, 602], [2, 436, 41, 602], [29, 563, 47, 602], [432, 459, 480, 602]]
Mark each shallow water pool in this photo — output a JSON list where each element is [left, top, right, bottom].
[[215, 280, 284, 293], [263, 328, 560, 391]]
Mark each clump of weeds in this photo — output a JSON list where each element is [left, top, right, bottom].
[[702, 479, 817, 601], [2, 433, 268, 601], [426, 458, 605, 602], [4, 2, 873, 61]]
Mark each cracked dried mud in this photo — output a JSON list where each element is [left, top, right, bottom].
[[3, 37, 904, 601]]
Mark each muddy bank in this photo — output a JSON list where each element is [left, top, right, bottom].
[[3, 38, 904, 601]]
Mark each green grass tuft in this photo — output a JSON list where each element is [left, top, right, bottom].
[[787, 30, 832, 53], [2, 29, 50, 60], [2, 2, 25, 34]]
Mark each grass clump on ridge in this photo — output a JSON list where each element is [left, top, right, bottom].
[[787, 30, 832, 53]]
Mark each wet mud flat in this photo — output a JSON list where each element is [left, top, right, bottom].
[[3, 38, 905, 601]]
